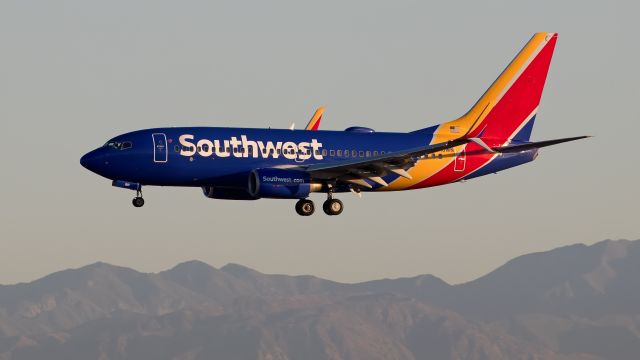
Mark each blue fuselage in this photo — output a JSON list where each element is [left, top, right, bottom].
[[81, 125, 538, 197], [82, 126, 431, 187]]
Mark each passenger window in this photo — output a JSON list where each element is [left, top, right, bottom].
[[359, 150, 364, 157], [352, 150, 357, 157], [330, 150, 335, 156], [345, 150, 350, 158], [322, 150, 327, 156], [337, 150, 342, 156], [366, 151, 371, 157], [373, 151, 378, 156], [175, 145, 181, 152]]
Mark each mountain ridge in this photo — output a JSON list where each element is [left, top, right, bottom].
[[0, 239, 638, 359]]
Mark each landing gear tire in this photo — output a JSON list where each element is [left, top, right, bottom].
[[295, 199, 315, 216], [323, 198, 343, 216], [132, 197, 145, 208]]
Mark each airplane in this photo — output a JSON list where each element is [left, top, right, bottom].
[[80, 32, 588, 216]]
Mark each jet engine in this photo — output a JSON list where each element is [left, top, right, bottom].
[[248, 168, 322, 199], [201, 186, 257, 200]]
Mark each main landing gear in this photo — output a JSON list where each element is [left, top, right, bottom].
[[295, 188, 344, 216], [132, 187, 145, 208], [323, 195, 343, 216], [295, 199, 315, 216]]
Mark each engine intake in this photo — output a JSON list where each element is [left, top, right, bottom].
[[248, 168, 321, 199]]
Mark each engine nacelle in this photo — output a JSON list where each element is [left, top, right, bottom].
[[248, 168, 321, 199], [201, 186, 257, 200]]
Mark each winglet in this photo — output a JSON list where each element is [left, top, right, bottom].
[[305, 107, 324, 130]]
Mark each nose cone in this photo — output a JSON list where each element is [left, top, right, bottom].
[[80, 153, 90, 169], [80, 149, 104, 174]]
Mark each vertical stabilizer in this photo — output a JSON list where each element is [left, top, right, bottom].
[[435, 33, 558, 145]]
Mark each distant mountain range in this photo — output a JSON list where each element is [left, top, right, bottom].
[[1, 239, 639, 360]]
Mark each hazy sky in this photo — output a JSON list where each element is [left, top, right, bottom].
[[1, 0, 638, 285]]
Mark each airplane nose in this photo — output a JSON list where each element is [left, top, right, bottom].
[[80, 149, 103, 173], [80, 153, 90, 169]]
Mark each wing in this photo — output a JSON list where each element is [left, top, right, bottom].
[[299, 102, 487, 187], [299, 138, 469, 188], [297, 135, 589, 188]]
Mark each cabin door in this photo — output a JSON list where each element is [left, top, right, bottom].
[[152, 133, 168, 163], [454, 146, 466, 172]]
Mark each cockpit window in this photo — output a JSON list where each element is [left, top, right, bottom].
[[104, 141, 133, 150]]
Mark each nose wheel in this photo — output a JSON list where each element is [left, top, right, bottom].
[[132, 197, 144, 207], [295, 199, 315, 216], [132, 188, 145, 208]]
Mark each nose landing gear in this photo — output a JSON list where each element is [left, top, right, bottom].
[[132, 187, 145, 208], [132, 197, 145, 207]]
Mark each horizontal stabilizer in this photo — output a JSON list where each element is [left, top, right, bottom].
[[497, 136, 590, 153]]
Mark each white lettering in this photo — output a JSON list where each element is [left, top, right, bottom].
[[214, 140, 230, 158], [230, 137, 242, 158], [179, 134, 196, 156], [297, 142, 311, 160], [241, 135, 258, 158], [180, 134, 322, 161], [197, 139, 213, 157], [282, 142, 297, 160], [310, 139, 323, 160], [257, 141, 282, 159]]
